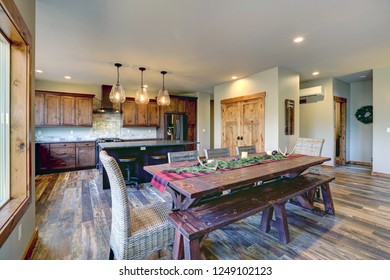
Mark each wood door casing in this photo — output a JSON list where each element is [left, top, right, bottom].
[[221, 92, 265, 155], [334, 96, 347, 165]]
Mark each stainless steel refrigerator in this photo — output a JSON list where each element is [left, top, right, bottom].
[[164, 113, 188, 141]]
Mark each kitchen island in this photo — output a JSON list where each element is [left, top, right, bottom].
[[98, 140, 198, 189]]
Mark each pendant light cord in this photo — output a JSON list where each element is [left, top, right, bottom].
[[116, 65, 120, 84]]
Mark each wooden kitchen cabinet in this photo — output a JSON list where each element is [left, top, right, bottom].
[[122, 98, 160, 127], [35, 93, 45, 126], [49, 142, 76, 170], [36, 141, 96, 173], [75, 97, 93, 126], [35, 91, 94, 127], [61, 96, 76, 125], [76, 142, 95, 167], [45, 94, 61, 126]]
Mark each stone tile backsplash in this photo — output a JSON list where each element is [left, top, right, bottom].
[[35, 113, 157, 142]]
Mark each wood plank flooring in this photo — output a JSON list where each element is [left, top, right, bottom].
[[30, 165, 390, 260]]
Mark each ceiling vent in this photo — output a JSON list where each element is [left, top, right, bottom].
[[299, 86, 324, 104]]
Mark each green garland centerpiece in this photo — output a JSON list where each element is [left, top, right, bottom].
[[164, 152, 287, 174]]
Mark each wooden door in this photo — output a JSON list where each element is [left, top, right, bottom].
[[334, 96, 347, 165], [76, 97, 93, 126], [148, 101, 160, 126], [221, 92, 265, 155], [240, 98, 264, 151], [35, 93, 45, 126], [221, 102, 240, 155], [61, 96, 76, 126], [45, 94, 61, 126]]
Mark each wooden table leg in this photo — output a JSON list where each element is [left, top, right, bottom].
[[172, 229, 184, 260], [260, 207, 274, 233], [321, 183, 335, 215], [183, 236, 201, 260], [274, 204, 290, 244]]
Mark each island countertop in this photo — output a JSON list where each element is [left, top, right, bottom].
[[98, 140, 198, 149]]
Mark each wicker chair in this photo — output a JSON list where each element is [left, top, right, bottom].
[[295, 137, 324, 157], [236, 145, 257, 156], [99, 151, 174, 260], [294, 137, 325, 199], [204, 148, 230, 159], [167, 150, 199, 163]]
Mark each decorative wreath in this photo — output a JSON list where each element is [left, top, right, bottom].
[[355, 105, 373, 124]]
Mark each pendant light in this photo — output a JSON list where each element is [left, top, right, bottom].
[[109, 63, 126, 103], [157, 71, 171, 106], [135, 67, 149, 105]]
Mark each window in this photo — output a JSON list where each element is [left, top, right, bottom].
[[0, 31, 10, 209], [0, 0, 32, 248]]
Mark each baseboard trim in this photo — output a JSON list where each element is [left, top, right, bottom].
[[371, 171, 390, 178], [22, 227, 38, 260], [347, 161, 372, 167]]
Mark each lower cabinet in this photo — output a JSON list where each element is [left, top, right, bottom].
[[36, 141, 95, 173], [76, 142, 96, 167]]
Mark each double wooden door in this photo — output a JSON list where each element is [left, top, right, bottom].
[[221, 92, 265, 155]]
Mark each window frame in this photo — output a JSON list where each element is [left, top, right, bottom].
[[0, 31, 10, 209], [0, 0, 32, 248]]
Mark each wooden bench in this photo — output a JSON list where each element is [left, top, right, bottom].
[[168, 173, 335, 259]]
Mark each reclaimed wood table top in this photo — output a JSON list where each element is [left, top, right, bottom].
[[144, 155, 330, 200]]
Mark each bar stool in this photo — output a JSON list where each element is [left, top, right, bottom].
[[118, 157, 139, 190], [150, 154, 168, 163]]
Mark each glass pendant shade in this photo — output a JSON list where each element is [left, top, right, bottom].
[[109, 63, 126, 103], [109, 83, 126, 103], [135, 67, 149, 105], [157, 71, 170, 106]]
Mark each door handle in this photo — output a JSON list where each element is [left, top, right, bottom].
[[240, 136, 243, 140], [19, 142, 25, 150], [237, 136, 240, 140]]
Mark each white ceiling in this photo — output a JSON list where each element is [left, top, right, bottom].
[[36, 0, 390, 94]]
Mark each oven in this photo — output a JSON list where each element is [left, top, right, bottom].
[[95, 138, 122, 169]]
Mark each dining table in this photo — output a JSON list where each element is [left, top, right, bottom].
[[144, 153, 331, 210]]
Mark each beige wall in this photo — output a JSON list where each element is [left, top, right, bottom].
[[0, 0, 36, 260], [373, 67, 390, 174], [214, 67, 299, 152], [278, 67, 300, 151], [300, 78, 334, 166], [350, 80, 372, 163]]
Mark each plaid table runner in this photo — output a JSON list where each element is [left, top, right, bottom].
[[151, 154, 303, 193]]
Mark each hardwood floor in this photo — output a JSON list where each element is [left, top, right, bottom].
[[31, 165, 390, 260]]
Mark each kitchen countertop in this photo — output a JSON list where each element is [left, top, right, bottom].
[[35, 138, 161, 144], [98, 140, 198, 149]]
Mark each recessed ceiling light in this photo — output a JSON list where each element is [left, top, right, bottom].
[[232, 76, 238, 80], [293, 36, 304, 43], [312, 71, 319, 76], [64, 75, 71, 79], [35, 69, 43, 73]]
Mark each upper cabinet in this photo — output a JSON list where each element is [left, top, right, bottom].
[[35, 91, 95, 127], [122, 98, 160, 127]]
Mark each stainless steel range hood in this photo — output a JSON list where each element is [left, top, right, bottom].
[[93, 85, 122, 113]]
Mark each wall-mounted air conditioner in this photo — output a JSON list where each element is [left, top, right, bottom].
[[299, 86, 324, 103]]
